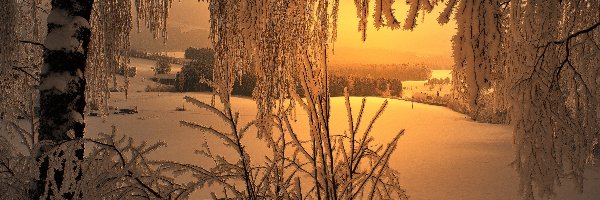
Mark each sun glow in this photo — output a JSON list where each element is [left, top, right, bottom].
[[331, 1, 457, 65]]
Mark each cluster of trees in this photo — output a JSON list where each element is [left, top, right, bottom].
[[175, 47, 214, 92], [330, 63, 432, 81], [116, 66, 136, 77], [174, 48, 257, 97], [129, 49, 187, 65], [183, 47, 214, 60], [153, 60, 172, 74], [175, 50, 404, 99], [175, 59, 213, 92], [330, 75, 403, 97], [425, 77, 451, 86]]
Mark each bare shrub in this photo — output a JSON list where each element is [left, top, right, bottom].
[[172, 85, 406, 199]]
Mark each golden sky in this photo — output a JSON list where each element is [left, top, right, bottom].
[[331, 1, 457, 65], [160, 1, 456, 66]]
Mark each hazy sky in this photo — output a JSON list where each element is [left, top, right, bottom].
[[333, 1, 457, 58], [163, 1, 457, 65]]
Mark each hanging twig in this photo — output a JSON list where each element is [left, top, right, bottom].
[[11, 66, 39, 82], [19, 40, 45, 48]]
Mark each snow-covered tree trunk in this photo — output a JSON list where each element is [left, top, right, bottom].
[[36, 0, 93, 198]]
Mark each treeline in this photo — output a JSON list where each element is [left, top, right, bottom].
[[410, 92, 450, 107], [174, 48, 214, 92], [184, 47, 214, 60], [174, 48, 257, 97], [330, 75, 402, 97], [129, 49, 187, 65], [175, 48, 403, 98], [330, 63, 432, 81], [425, 77, 451, 86]]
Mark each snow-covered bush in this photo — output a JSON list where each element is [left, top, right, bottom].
[[1, 127, 194, 199], [177, 88, 406, 199], [0, 146, 36, 199]]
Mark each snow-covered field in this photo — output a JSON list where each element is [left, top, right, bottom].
[[163, 51, 186, 59], [85, 59, 600, 199], [402, 70, 452, 99], [431, 70, 452, 79]]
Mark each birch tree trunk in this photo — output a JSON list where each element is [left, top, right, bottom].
[[36, 0, 93, 198]]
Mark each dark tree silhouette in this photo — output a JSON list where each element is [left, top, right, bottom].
[[36, 0, 93, 198]]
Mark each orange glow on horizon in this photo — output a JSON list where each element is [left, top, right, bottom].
[[331, 1, 457, 65]]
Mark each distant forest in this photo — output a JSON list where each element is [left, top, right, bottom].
[[330, 63, 432, 81], [129, 49, 187, 65], [174, 48, 406, 98]]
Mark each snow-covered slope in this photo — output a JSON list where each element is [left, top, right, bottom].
[[85, 58, 600, 199]]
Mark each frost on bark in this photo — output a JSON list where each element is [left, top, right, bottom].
[[38, 0, 173, 196], [1, 0, 47, 197], [37, 0, 93, 198]]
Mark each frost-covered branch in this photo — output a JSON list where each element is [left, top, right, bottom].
[[86, 0, 172, 115], [552, 21, 600, 46], [507, 1, 600, 199], [180, 95, 259, 199]]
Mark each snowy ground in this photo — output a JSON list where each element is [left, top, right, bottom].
[[121, 58, 183, 92], [85, 58, 600, 199], [402, 70, 452, 99]]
